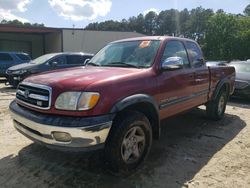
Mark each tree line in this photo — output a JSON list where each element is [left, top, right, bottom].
[[85, 5, 250, 61], [0, 19, 44, 27]]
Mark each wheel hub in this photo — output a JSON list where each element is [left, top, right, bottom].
[[121, 126, 146, 164], [218, 95, 225, 115]]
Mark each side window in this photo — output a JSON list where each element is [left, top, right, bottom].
[[16, 54, 31, 61], [66, 55, 84, 65], [162, 41, 189, 67], [0, 53, 13, 61], [186, 42, 204, 67], [48, 56, 65, 65]]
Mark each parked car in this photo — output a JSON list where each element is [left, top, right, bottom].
[[206, 61, 227, 67], [0, 52, 31, 78], [9, 36, 235, 174], [6, 52, 93, 87], [229, 61, 250, 99]]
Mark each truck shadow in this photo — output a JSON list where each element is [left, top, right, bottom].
[[0, 108, 246, 188]]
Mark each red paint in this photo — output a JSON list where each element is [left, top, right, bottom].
[[18, 36, 235, 119]]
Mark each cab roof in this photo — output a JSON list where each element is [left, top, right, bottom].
[[112, 36, 196, 43]]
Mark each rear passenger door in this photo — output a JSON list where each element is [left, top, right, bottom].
[[0, 53, 15, 76], [185, 41, 209, 105]]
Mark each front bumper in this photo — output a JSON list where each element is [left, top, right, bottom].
[[6, 74, 24, 86], [9, 100, 114, 151]]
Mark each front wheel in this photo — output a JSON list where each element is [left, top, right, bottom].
[[104, 111, 152, 175], [206, 89, 228, 120]]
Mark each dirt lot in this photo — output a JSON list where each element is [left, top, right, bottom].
[[0, 78, 250, 188]]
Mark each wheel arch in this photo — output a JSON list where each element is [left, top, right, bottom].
[[110, 94, 160, 139], [212, 78, 231, 101]]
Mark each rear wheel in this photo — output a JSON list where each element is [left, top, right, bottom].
[[104, 111, 152, 175], [206, 88, 228, 120]]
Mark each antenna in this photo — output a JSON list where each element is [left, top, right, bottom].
[[72, 24, 75, 35]]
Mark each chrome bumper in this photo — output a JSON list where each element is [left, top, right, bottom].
[[10, 109, 112, 150]]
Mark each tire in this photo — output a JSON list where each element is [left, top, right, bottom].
[[104, 111, 152, 175], [206, 88, 228, 120], [12, 81, 19, 88]]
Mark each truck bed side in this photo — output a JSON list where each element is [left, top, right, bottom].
[[208, 66, 235, 101]]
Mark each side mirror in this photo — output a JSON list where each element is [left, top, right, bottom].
[[162, 57, 183, 70], [84, 59, 90, 65]]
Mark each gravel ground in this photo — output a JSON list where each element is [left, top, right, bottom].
[[0, 78, 250, 188]]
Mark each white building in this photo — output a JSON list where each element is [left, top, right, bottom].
[[0, 25, 145, 58]]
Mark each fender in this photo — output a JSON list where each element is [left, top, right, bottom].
[[110, 94, 161, 139], [212, 77, 231, 101], [110, 94, 159, 113]]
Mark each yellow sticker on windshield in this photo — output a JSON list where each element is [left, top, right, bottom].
[[139, 41, 151, 48]]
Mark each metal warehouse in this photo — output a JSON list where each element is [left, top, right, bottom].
[[0, 25, 144, 58]]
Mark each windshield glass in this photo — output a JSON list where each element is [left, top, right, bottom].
[[31, 54, 57, 64], [88, 40, 161, 68], [231, 63, 250, 72]]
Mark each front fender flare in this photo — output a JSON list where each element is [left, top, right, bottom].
[[110, 94, 161, 139], [110, 94, 158, 113]]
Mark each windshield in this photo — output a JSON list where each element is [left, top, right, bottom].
[[31, 54, 57, 64], [231, 63, 250, 73], [88, 40, 161, 68]]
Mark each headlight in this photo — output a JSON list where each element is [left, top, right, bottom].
[[55, 92, 100, 111], [12, 70, 27, 74]]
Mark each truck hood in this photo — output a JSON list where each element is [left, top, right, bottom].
[[24, 66, 147, 90]]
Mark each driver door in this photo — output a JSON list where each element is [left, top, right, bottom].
[[157, 40, 196, 119], [46, 55, 67, 70]]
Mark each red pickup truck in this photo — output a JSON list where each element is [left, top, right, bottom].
[[10, 36, 235, 174]]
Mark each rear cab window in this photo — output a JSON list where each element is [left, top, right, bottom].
[[0, 53, 13, 61], [185, 41, 204, 67]]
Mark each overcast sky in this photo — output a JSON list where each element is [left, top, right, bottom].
[[0, 0, 249, 28]]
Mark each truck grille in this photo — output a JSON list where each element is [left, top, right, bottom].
[[16, 82, 52, 110]]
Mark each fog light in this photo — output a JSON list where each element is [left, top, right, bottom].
[[52, 132, 72, 142], [13, 77, 20, 80]]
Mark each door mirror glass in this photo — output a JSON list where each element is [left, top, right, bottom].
[[162, 57, 183, 70]]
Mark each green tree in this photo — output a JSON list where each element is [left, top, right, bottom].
[[0, 19, 44, 27], [204, 13, 238, 60], [144, 11, 158, 35], [244, 4, 250, 16]]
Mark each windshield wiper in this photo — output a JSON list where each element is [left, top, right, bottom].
[[86, 62, 100, 66], [104, 62, 139, 68]]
